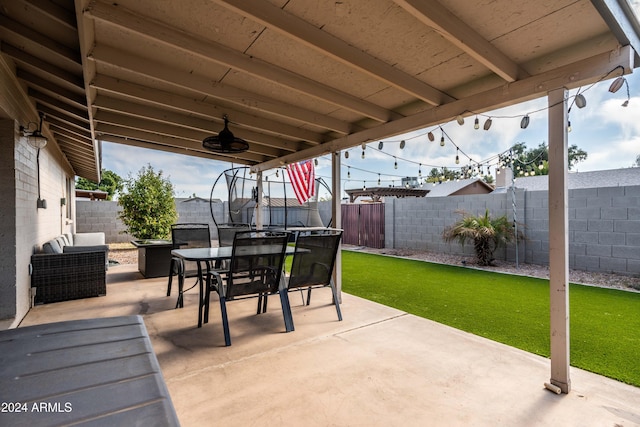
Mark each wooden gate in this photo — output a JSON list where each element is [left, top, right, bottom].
[[341, 203, 385, 248]]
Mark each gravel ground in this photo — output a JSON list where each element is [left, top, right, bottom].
[[342, 245, 640, 293], [108, 245, 640, 293]]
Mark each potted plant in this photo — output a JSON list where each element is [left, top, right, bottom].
[[118, 165, 178, 277]]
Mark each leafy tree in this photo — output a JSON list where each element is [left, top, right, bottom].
[[510, 142, 588, 175], [75, 169, 123, 200], [426, 167, 460, 183], [442, 209, 521, 266], [482, 175, 494, 184], [633, 155, 640, 167], [118, 165, 177, 239]]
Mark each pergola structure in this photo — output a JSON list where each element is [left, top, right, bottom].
[[2, 0, 640, 394], [346, 187, 429, 203]]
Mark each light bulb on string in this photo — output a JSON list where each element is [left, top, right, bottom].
[[567, 120, 572, 133], [608, 76, 630, 106], [609, 76, 625, 93], [363, 181, 366, 191], [520, 115, 530, 129], [361, 149, 365, 159], [275, 169, 279, 178], [474, 116, 479, 130], [378, 141, 384, 150], [344, 151, 349, 159], [400, 140, 405, 149], [440, 130, 445, 147], [483, 117, 492, 130], [427, 131, 434, 142], [575, 93, 587, 108], [314, 158, 318, 166], [456, 115, 464, 125], [538, 160, 544, 170], [377, 174, 381, 186], [347, 167, 351, 179], [394, 157, 398, 169], [418, 164, 422, 177], [455, 148, 460, 164]]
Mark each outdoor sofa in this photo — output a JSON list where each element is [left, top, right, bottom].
[[30, 232, 109, 304]]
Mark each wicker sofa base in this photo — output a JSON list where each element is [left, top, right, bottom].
[[31, 251, 107, 304]]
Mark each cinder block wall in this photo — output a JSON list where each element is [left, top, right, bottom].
[[77, 199, 332, 243], [386, 185, 640, 276], [76, 200, 226, 243], [77, 187, 639, 276]]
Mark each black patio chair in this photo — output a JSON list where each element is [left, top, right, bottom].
[[205, 230, 292, 346], [167, 223, 211, 307], [216, 223, 252, 247], [286, 229, 343, 321]]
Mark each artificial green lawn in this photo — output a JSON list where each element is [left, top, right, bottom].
[[341, 251, 640, 387]]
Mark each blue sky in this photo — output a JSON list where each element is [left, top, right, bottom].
[[103, 11, 640, 201]]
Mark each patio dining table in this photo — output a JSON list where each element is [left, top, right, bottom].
[[171, 245, 297, 327]]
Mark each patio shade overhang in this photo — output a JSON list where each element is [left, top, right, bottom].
[[1, 0, 640, 181]]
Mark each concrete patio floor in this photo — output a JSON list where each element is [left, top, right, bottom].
[[18, 263, 640, 427]]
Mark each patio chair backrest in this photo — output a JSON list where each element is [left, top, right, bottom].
[[217, 223, 252, 247], [288, 230, 343, 290], [226, 231, 289, 299], [171, 223, 211, 250]]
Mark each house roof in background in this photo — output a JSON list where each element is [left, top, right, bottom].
[[425, 178, 494, 197], [75, 189, 108, 200], [495, 167, 640, 192]]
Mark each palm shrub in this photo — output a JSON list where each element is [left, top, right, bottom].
[[442, 209, 520, 266], [118, 165, 178, 239]]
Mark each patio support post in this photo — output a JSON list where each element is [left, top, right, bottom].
[[256, 170, 263, 230], [547, 87, 571, 394], [332, 152, 342, 301]]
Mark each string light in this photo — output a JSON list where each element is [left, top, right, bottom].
[[275, 169, 279, 177], [394, 157, 398, 169], [336, 67, 630, 186], [474, 116, 479, 130], [363, 181, 366, 191], [456, 114, 464, 125], [377, 174, 381, 186]]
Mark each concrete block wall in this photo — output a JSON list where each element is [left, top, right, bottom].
[[76, 199, 226, 243], [77, 199, 330, 243], [386, 185, 640, 276]]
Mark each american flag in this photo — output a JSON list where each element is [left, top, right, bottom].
[[286, 160, 315, 204]]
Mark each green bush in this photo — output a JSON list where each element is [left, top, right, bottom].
[[442, 209, 521, 266], [118, 165, 177, 239]]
